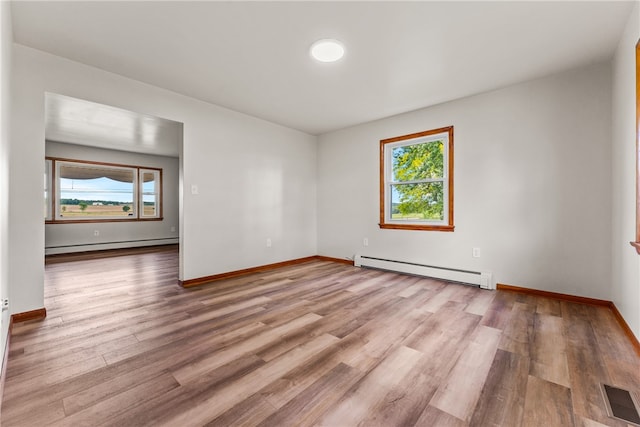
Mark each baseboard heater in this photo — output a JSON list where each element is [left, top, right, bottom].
[[45, 237, 179, 255], [354, 254, 495, 290]]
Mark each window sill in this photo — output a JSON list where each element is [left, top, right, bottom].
[[379, 223, 455, 232], [630, 241, 640, 255]]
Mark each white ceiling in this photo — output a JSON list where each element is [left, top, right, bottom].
[[11, 1, 636, 136], [45, 93, 183, 157]]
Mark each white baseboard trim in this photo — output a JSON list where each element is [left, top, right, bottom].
[[45, 237, 179, 255]]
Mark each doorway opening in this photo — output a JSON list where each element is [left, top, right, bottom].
[[43, 93, 183, 281]]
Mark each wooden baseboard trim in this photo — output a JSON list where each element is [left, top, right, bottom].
[[609, 303, 640, 357], [180, 255, 355, 288], [497, 283, 640, 357], [180, 256, 320, 288], [315, 255, 354, 265], [0, 315, 14, 418], [496, 283, 611, 307], [11, 308, 47, 323]]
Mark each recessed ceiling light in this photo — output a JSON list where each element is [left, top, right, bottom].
[[310, 39, 345, 63]]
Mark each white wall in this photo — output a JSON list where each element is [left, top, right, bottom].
[[10, 44, 317, 314], [1, 0, 13, 371], [45, 141, 179, 254], [611, 3, 640, 340], [318, 63, 612, 300]]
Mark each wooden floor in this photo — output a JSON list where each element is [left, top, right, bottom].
[[2, 246, 639, 426]]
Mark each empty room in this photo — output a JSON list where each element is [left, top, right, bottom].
[[0, 1, 639, 426]]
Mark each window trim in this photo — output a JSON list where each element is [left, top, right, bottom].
[[45, 157, 163, 224], [44, 159, 52, 221], [379, 126, 454, 232], [633, 41, 640, 254]]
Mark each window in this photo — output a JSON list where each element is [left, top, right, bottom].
[[45, 158, 162, 223], [140, 169, 160, 218], [380, 126, 454, 231]]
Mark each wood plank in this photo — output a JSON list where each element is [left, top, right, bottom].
[[103, 312, 267, 365], [259, 301, 426, 410], [2, 399, 67, 427], [465, 289, 496, 316], [4, 355, 107, 400], [535, 296, 563, 317], [575, 416, 611, 427], [100, 353, 267, 427], [62, 361, 181, 415], [397, 282, 424, 298], [469, 349, 529, 426], [203, 393, 277, 427], [158, 334, 340, 426], [521, 375, 575, 427], [414, 405, 467, 427], [340, 301, 431, 372], [172, 312, 323, 385], [529, 313, 570, 388], [498, 301, 536, 356], [403, 301, 479, 357], [417, 282, 466, 313], [314, 345, 424, 427], [51, 372, 180, 427], [134, 295, 272, 342], [481, 290, 517, 330], [429, 325, 502, 422], [355, 348, 454, 426], [255, 363, 361, 427]]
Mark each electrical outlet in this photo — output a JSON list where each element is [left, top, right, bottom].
[[363, 238, 369, 247], [472, 247, 481, 258], [266, 238, 272, 247], [2, 298, 8, 310], [94, 230, 100, 236], [191, 184, 199, 195], [171, 226, 176, 232]]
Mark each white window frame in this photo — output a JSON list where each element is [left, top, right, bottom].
[[380, 126, 454, 231]]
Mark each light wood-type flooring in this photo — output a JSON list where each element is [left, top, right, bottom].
[[2, 246, 639, 426]]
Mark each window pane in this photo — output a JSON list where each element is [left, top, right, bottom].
[[391, 182, 444, 221], [140, 170, 159, 218], [392, 140, 444, 182], [142, 172, 155, 193], [59, 164, 135, 218], [142, 194, 157, 216]]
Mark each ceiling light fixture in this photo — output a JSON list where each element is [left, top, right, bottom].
[[310, 39, 345, 63]]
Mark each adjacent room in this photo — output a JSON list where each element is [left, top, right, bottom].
[[0, 1, 639, 426], [44, 93, 181, 256]]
